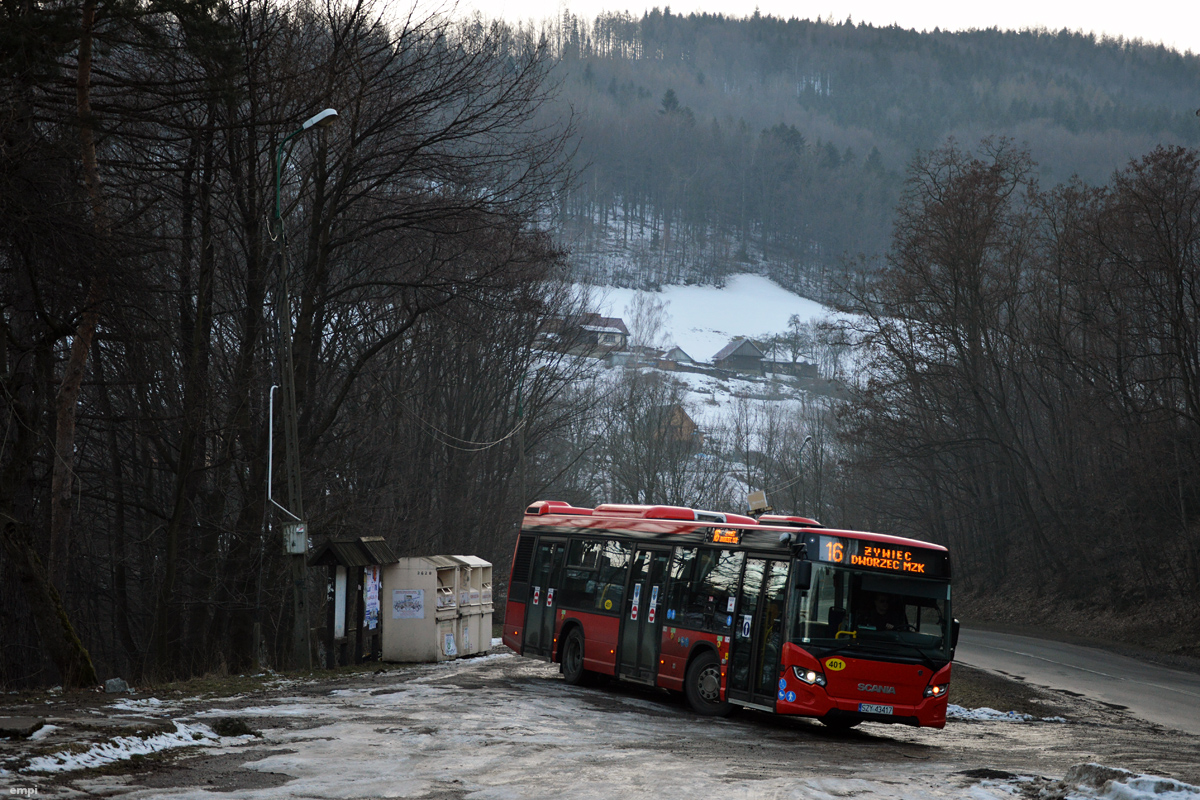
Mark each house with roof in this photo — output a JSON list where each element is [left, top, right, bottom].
[[653, 403, 704, 447], [656, 345, 695, 371], [544, 312, 631, 357], [712, 338, 766, 375], [663, 345, 694, 364], [578, 313, 630, 351]]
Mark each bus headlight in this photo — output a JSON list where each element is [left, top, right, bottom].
[[924, 683, 948, 698], [792, 667, 826, 687]]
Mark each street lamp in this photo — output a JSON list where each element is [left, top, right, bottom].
[[793, 434, 813, 514], [514, 365, 547, 509], [274, 109, 338, 223], [272, 107, 338, 670]]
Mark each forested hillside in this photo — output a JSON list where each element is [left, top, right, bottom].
[[0, 0, 582, 687], [6, 0, 1200, 690], [544, 10, 1200, 298], [838, 140, 1200, 655]]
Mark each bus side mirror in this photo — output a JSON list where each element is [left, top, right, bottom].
[[951, 618, 960, 654], [794, 560, 812, 590]]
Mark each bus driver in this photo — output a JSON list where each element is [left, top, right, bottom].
[[861, 592, 907, 631]]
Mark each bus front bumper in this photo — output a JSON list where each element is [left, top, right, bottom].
[[773, 684, 948, 728]]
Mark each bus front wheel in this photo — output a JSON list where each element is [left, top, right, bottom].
[[684, 651, 732, 717], [561, 628, 590, 686]]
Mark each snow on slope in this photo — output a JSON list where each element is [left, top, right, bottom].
[[586, 274, 836, 362]]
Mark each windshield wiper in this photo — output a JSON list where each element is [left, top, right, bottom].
[[809, 640, 859, 659], [805, 638, 945, 670], [887, 641, 942, 670]]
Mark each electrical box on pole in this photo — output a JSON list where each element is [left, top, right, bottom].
[[748, 490, 772, 515], [284, 523, 307, 554]]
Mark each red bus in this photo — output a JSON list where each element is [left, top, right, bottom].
[[502, 500, 958, 729]]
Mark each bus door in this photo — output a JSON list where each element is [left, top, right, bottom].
[[727, 558, 790, 708], [617, 546, 670, 684], [523, 538, 566, 658]]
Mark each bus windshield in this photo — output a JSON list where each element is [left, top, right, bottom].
[[790, 563, 952, 661]]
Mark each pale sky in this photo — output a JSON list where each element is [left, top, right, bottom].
[[454, 0, 1200, 55]]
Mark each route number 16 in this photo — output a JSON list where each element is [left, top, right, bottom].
[[825, 540, 844, 563]]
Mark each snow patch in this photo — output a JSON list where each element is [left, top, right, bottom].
[[193, 702, 333, 718], [108, 696, 169, 713], [28, 724, 60, 741], [948, 704, 1033, 721], [23, 721, 229, 773], [1096, 775, 1200, 799], [947, 704, 1066, 723], [1053, 763, 1200, 799], [463, 651, 514, 663]]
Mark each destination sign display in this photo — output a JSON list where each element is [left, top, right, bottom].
[[807, 534, 947, 577], [708, 528, 742, 545]]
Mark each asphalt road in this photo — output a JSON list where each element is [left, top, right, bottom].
[[956, 628, 1200, 736]]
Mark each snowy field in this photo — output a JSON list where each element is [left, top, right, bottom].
[[666, 367, 811, 432], [6, 647, 1199, 799], [574, 273, 844, 438], [585, 274, 837, 363]]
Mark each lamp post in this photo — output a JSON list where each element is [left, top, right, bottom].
[[795, 434, 812, 514], [514, 365, 546, 510], [515, 370, 527, 510], [272, 107, 337, 670]]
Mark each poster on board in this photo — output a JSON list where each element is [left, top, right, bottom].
[[364, 566, 381, 630], [392, 589, 424, 619]]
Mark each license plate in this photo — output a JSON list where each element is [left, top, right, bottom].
[[859, 703, 893, 715]]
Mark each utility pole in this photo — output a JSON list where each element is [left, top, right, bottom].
[[796, 434, 812, 515], [515, 365, 545, 510], [271, 108, 338, 671], [516, 370, 528, 509]]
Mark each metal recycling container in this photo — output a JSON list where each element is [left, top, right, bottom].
[[380, 555, 491, 662], [452, 555, 493, 655]]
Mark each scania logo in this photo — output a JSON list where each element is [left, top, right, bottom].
[[858, 683, 896, 694]]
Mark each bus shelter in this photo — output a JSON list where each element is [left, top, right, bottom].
[[308, 536, 398, 667]]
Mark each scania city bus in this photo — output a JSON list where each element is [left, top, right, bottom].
[[502, 500, 958, 729]]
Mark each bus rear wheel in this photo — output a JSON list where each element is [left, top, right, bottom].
[[561, 628, 590, 686], [684, 650, 732, 716]]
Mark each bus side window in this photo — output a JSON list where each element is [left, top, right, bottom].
[[680, 549, 717, 630], [668, 548, 699, 628], [595, 541, 632, 613], [560, 568, 592, 609], [695, 549, 744, 635], [802, 566, 839, 640], [559, 540, 602, 609]]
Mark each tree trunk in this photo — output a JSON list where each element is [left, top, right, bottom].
[[47, 280, 104, 588], [1, 522, 99, 689], [48, 0, 108, 588], [2, 333, 98, 689]]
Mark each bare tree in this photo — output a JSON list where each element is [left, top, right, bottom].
[[0, 0, 580, 686], [599, 369, 729, 508], [839, 139, 1200, 624]]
